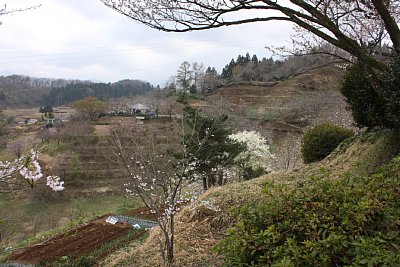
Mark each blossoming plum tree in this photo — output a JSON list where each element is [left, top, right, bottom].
[[0, 149, 64, 191], [229, 130, 274, 179], [0, 150, 64, 246], [107, 123, 201, 265]]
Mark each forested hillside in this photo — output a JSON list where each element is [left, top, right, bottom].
[[43, 79, 154, 106], [0, 75, 73, 107], [220, 52, 337, 83], [0, 75, 154, 107]]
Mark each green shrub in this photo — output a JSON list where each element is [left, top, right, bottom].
[[380, 57, 400, 128], [301, 123, 353, 163], [340, 63, 385, 128], [340, 58, 400, 129], [240, 165, 266, 180], [37, 256, 95, 267], [214, 157, 400, 266]]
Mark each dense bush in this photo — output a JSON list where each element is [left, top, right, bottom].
[[340, 59, 400, 129], [380, 57, 400, 128], [215, 158, 400, 266], [340, 63, 385, 128], [301, 123, 353, 163]]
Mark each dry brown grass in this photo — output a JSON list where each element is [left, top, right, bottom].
[[2, 108, 42, 120]]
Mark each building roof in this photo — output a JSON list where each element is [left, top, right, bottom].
[[129, 104, 149, 110]]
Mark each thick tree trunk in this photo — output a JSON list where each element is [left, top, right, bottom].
[[371, 0, 400, 53], [217, 170, 224, 186], [166, 216, 174, 266]]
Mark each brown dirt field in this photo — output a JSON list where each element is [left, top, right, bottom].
[[8, 207, 154, 265], [9, 217, 129, 264], [123, 206, 158, 221]]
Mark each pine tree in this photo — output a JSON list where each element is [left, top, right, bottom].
[[251, 54, 259, 65], [221, 59, 236, 79], [180, 102, 245, 190]]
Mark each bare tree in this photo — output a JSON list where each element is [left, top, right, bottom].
[[37, 128, 52, 143], [105, 122, 204, 266], [201, 66, 222, 93], [100, 0, 400, 85], [108, 97, 131, 114], [164, 76, 177, 94], [144, 91, 165, 117], [191, 62, 205, 93], [176, 61, 193, 93], [6, 139, 24, 158], [271, 134, 302, 171], [162, 96, 179, 118], [0, 214, 16, 249]]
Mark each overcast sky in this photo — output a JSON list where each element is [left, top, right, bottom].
[[0, 0, 294, 86]]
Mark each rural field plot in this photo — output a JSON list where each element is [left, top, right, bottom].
[[8, 209, 155, 266]]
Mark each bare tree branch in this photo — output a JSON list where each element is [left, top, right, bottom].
[[0, 3, 41, 17], [100, 0, 399, 72]]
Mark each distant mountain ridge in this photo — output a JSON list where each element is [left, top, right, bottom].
[[0, 74, 88, 88], [0, 74, 154, 107]]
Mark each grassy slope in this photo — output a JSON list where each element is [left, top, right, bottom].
[[104, 129, 400, 266]]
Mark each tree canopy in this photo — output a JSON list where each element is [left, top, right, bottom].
[[72, 97, 108, 121], [45, 79, 154, 106]]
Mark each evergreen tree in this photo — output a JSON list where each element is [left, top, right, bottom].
[[203, 66, 220, 93], [39, 105, 53, 114], [236, 54, 246, 66], [176, 61, 193, 92], [178, 98, 245, 190], [221, 59, 236, 79], [245, 52, 251, 63], [251, 54, 259, 65]]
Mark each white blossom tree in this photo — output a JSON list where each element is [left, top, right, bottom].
[[229, 130, 274, 179], [0, 149, 63, 250], [0, 149, 64, 191]]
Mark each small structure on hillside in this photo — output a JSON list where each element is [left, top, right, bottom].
[[45, 118, 63, 128], [26, 118, 38, 125], [129, 104, 150, 115]]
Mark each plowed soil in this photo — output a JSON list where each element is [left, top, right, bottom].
[[9, 208, 152, 265]]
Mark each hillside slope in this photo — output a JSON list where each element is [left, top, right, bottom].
[[103, 129, 400, 266], [203, 64, 352, 134]]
